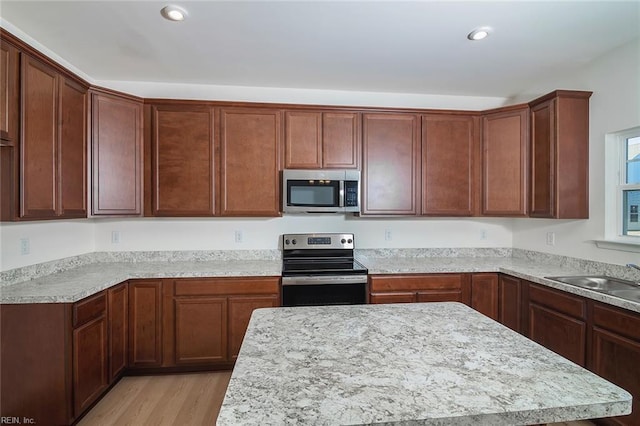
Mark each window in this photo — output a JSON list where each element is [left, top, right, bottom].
[[603, 126, 640, 248]]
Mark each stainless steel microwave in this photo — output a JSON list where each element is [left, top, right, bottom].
[[282, 169, 361, 214]]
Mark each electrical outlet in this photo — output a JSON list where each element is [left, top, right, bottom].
[[234, 230, 243, 243], [384, 229, 392, 241], [546, 232, 556, 246], [480, 229, 487, 240], [20, 238, 30, 255], [111, 231, 120, 244]]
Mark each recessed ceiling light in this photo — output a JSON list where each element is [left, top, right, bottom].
[[467, 27, 491, 41], [161, 5, 188, 22]]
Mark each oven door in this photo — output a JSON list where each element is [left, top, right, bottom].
[[281, 275, 367, 307]]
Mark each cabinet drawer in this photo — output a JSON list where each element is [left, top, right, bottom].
[[174, 277, 280, 297], [593, 302, 640, 342], [528, 284, 586, 319], [73, 292, 107, 328], [370, 274, 465, 292]]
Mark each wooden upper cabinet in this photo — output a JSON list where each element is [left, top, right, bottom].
[[529, 90, 591, 218], [481, 106, 529, 216], [151, 104, 217, 216], [59, 78, 87, 218], [422, 114, 478, 216], [220, 108, 281, 216], [20, 54, 87, 219], [0, 40, 19, 144], [91, 91, 143, 216], [362, 113, 420, 215], [284, 111, 360, 169]]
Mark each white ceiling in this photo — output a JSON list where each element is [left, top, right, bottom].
[[1, 1, 639, 98]]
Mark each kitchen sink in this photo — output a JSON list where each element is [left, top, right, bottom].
[[546, 275, 640, 302]]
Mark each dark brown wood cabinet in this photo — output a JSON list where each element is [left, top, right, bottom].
[[170, 277, 280, 365], [527, 282, 587, 366], [370, 274, 471, 304], [150, 104, 217, 216], [362, 113, 420, 215], [220, 108, 281, 216], [0, 40, 18, 144], [422, 114, 479, 216], [590, 303, 640, 426], [228, 294, 279, 360], [470, 273, 499, 320], [498, 274, 523, 333], [108, 282, 128, 381], [284, 111, 360, 169], [128, 280, 163, 367], [72, 292, 108, 416], [91, 91, 143, 216], [529, 90, 591, 218], [20, 54, 88, 219], [481, 106, 528, 216]]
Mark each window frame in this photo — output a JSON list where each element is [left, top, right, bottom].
[[602, 126, 640, 250]]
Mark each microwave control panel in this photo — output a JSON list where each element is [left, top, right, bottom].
[[344, 181, 359, 207]]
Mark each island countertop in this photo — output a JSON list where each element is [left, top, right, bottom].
[[217, 302, 631, 426]]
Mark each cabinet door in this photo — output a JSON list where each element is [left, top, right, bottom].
[[58, 77, 87, 218], [220, 108, 281, 216], [0, 41, 18, 144], [228, 295, 279, 360], [174, 297, 227, 365], [499, 275, 522, 333], [591, 303, 640, 426], [285, 111, 322, 169], [482, 107, 528, 216], [370, 292, 416, 304], [128, 280, 163, 367], [471, 273, 499, 320], [91, 92, 142, 216], [108, 282, 128, 381], [323, 112, 360, 169], [73, 316, 108, 416], [422, 114, 477, 216], [151, 105, 216, 216], [529, 303, 586, 366], [20, 55, 58, 218], [530, 91, 590, 219], [529, 99, 555, 217], [362, 113, 420, 215]]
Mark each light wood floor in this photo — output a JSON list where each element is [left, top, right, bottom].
[[78, 371, 595, 426]]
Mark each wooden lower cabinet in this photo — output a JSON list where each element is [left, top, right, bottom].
[[128, 280, 163, 367], [590, 303, 640, 426], [108, 282, 128, 380], [174, 297, 228, 365], [228, 295, 279, 360], [73, 315, 108, 415], [470, 273, 499, 320], [499, 274, 522, 333], [527, 282, 587, 366], [369, 274, 471, 305]]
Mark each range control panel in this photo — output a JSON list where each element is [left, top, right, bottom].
[[282, 233, 355, 250]]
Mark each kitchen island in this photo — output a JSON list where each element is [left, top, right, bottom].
[[217, 302, 631, 425]]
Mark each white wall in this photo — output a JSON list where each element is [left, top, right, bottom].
[[511, 39, 640, 266], [0, 220, 94, 271], [92, 216, 513, 252]]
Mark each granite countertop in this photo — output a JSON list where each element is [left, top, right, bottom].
[[218, 303, 632, 426], [0, 259, 282, 304], [1, 250, 640, 314]]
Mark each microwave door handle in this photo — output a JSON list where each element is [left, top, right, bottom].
[[339, 181, 345, 207]]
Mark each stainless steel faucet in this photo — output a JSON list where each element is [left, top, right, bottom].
[[627, 263, 640, 272]]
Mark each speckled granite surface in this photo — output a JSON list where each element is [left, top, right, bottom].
[[2, 248, 640, 313], [218, 303, 632, 426]]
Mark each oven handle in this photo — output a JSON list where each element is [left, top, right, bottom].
[[281, 275, 368, 286]]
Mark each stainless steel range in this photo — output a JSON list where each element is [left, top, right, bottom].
[[281, 233, 368, 306]]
